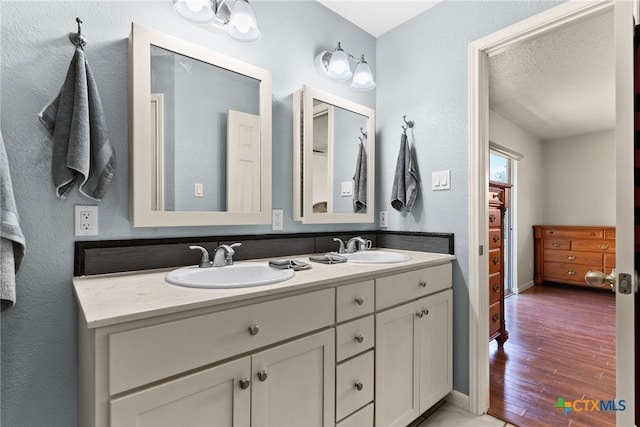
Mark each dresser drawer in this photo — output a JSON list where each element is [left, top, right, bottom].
[[336, 403, 373, 427], [544, 228, 603, 239], [604, 228, 616, 239], [571, 239, 615, 253], [489, 274, 501, 305], [376, 263, 452, 310], [336, 350, 374, 421], [336, 316, 374, 362], [489, 188, 504, 206], [489, 302, 501, 337], [336, 280, 374, 323], [543, 262, 598, 284], [604, 254, 616, 269], [489, 248, 501, 274], [543, 238, 570, 250], [543, 250, 602, 266], [489, 208, 502, 227], [489, 229, 502, 249], [109, 288, 335, 395]]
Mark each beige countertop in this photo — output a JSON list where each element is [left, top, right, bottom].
[[73, 249, 455, 329]]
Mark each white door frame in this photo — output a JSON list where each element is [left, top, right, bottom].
[[468, 1, 635, 423]]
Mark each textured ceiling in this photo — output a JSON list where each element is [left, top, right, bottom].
[[317, 0, 441, 37], [489, 11, 614, 141]]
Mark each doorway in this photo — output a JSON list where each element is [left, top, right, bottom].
[[468, 1, 635, 425]]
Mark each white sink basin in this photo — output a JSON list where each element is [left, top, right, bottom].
[[166, 262, 295, 289], [336, 250, 411, 264]]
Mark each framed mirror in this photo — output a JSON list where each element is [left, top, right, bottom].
[[129, 23, 272, 227], [293, 86, 375, 224]]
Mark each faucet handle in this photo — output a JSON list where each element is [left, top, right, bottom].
[[333, 238, 346, 254], [189, 245, 212, 268]]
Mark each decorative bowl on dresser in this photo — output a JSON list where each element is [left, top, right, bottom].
[[532, 225, 615, 289]]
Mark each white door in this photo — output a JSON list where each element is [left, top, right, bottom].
[[227, 109, 260, 212], [251, 329, 335, 427], [110, 357, 251, 426]]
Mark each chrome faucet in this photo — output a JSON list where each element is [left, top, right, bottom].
[[346, 236, 368, 253], [333, 238, 346, 254], [189, 245, 213, 268], [213, 242, 242, 267]]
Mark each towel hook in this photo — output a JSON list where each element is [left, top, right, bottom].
[[403, 115, 415, 129], [69, 17, 87, 48], [360, 127, 368, 139]]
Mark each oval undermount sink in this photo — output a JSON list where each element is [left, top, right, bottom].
[[166, 262, 295, 289], [336, 250, 411, 264]]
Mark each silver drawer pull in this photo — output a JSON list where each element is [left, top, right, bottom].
[[599, 245, 609, 250], [257, 370, 268, 381], [355, 334, 364, 344], [419, 281, 427, 288], [355, 382, 363, 391], [552, 242, 561, 248], [567, 255, 576, 260], [354, 297, 364, 305], [239, 378, 250, 389], [248, 324, 260, 336], [567, 271, 576, 276]]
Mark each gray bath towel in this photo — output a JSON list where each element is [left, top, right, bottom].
[[390, 133, 418, 213], [353, 142, 367, 213], [1, 130, 26, 309], [38, 47, 115, 200]]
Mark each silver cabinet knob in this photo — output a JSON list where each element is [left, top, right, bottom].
[[355, 382, 363, 391], [422, 309, 429, 316], [239, 378, 250, 389], [354, 297, 364, 305], [419, 281, 427, 288], [248, 324, 260, 336], [257, 370, 268, 381], [416, 311, 424, 318], [355, 334, 364, 343]]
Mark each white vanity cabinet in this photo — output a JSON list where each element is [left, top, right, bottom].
[[374, 266, 453, 427]]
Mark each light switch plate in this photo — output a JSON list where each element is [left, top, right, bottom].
[[341, 181, 353, 196], [432, 170, 451, 191]]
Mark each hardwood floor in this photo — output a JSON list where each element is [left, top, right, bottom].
[[488, 284, 616, 427]]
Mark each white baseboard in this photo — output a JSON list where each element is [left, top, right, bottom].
[[446, 389, 470, 412], [514, 280, 534, 294]]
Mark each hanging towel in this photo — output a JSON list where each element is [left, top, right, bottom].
[[390, 132, 418, 213], [0, 130, 26, 310], [38, 46, 115, 200], [353, 141, 367, 213]]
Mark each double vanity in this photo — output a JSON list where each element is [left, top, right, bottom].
[[73, 248, 454, 426]]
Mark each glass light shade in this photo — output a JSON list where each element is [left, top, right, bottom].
[[174, 0, 215, 24], [327, 49, 352, 81], [227, 0, 261, 42], [350, 60, 376, 91]]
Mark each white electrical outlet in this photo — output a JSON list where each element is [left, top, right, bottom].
[[75, 205, 98, 236], [272, 209, 284, 231], [380, 211, 388, 228]]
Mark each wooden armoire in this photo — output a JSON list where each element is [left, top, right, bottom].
[[489, 181, 511, 346]]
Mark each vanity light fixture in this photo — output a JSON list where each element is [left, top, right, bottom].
[[173, 0, 261, 43], [316, 42, 376, 91]]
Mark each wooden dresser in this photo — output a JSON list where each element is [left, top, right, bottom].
[[533, 225, 615, 289], [489, 181, 510, 345]]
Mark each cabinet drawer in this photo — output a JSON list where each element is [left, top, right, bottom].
[[489, 208, 502, 227], [544, 238, 570, 250], [336, 403, 373, 427], [109, 288, 335, 395], [336, 316, 374, 362], [489, 274, 501, 305], [376, 263, 452, 310], [543, 262, 598, 284], [489, 188, 504, 206], [489, 229, 502, 249], [336, 280, 374, 323], [543, 250, 602, 266], [489, 302, 501, 337], [336, 350, 374, 421], [605, 228, 616, 239], [604, 254, 616, 269], [544, 228, 603, 239], [571, 239, 615, 253], [489, 248, 501, 274]]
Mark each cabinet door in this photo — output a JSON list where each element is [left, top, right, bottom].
[[418, 289, 453, 412], [110, 356, 251, 427], [375, 300, 421, 427], [251, 329, 335, 427]]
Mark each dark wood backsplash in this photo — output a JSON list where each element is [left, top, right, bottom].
[[74, 231, 454, 276]]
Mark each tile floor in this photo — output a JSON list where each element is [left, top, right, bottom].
[[416, 402, 517, 427]]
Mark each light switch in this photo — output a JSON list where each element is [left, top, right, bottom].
[[194, 183, 204, 197], [432, 170, 451, 191], [341, 181, 353, 196]]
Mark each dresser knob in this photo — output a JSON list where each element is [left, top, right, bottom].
[[492, 257, 500, 265], [552, 243, 561, 248], [567, 255, 576, 261], [492, 235, 500, 243], [239, 378, 250, 389], [248, 325, 260, 336], [422, 309, 429, 316], [489, 214, 496, 223], [257, 370, 268, 381], [355, 334, 364, 343], [492, 313, 500, 323], [599, 245, 609, 250], [355, 382, 364, 391], [492, 284, 500, 293], [416, 311, 424, 318], [354, 297, 364, 305], [419, 281, 427, 288], [567, 271, 576, 276]]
